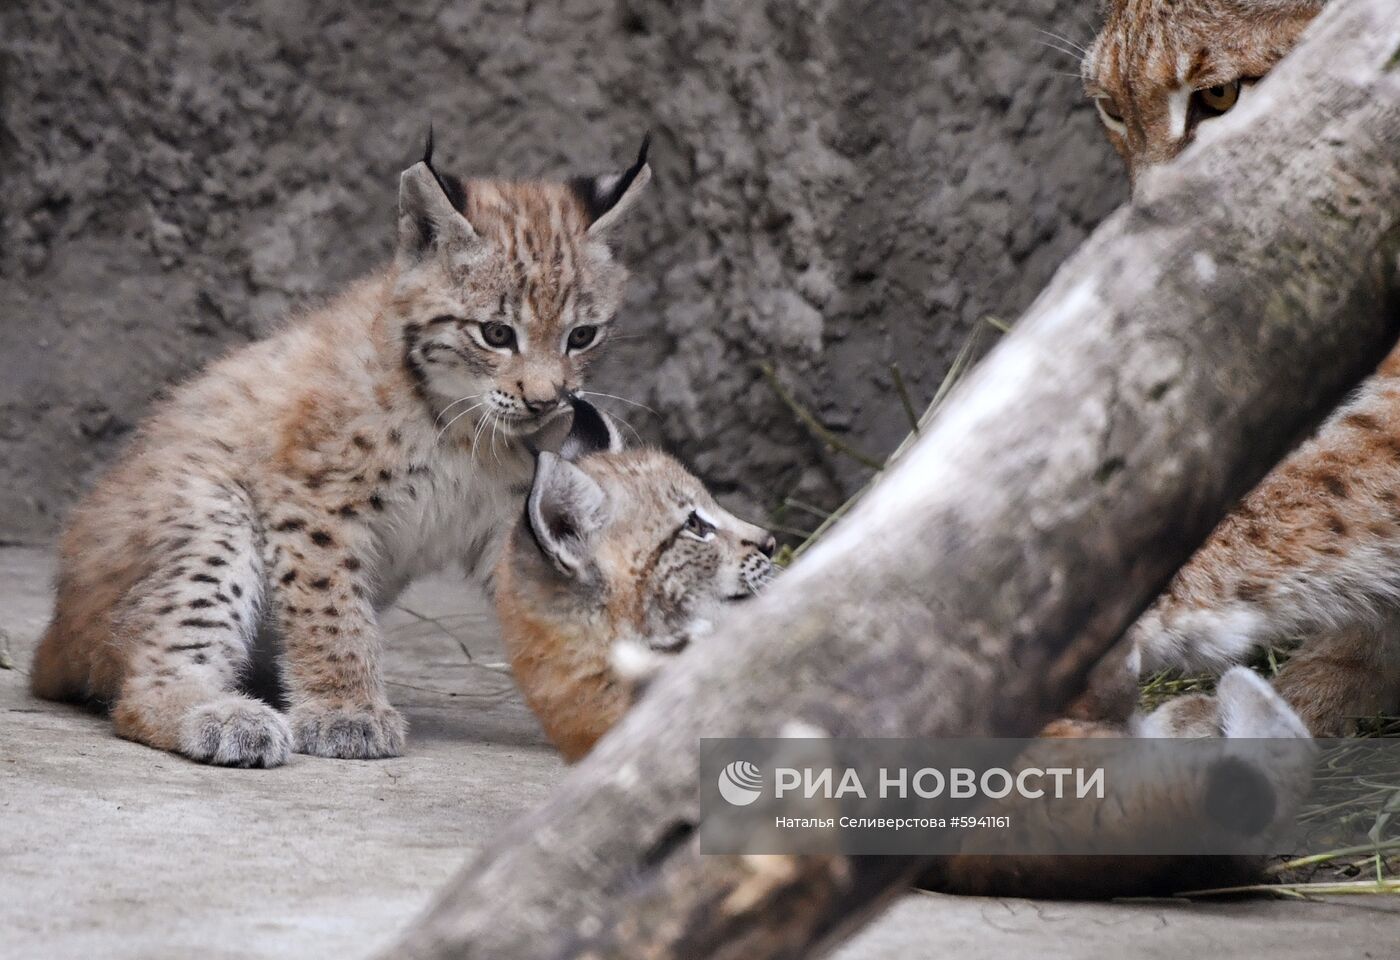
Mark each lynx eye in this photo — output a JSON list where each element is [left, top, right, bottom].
[[1197, 80, 1241, 116], [1094, 96, 1127, 135], [479, 321, 516, 351], [567, 325, 599, 352], [682, 510, 715, 542]]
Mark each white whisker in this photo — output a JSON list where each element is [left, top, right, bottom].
[[1036, 28, 1088, 55], [578, 390, 658, 416], [435, 402, 485, 445], [470, 408, 493, 464], [434, 393, 484, 428], [1069, 9, 1098, 37], [1032, 37, 1085, 64], [599, 407, 644, 446]]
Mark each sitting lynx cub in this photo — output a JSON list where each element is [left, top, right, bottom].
[[494, 399, 776, 761], [30, 137, 651, 767]]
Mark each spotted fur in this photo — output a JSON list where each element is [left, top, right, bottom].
[[29, 141, 651, 766], [494, 413, 776, 762], [1116, 357, 1400, 734]]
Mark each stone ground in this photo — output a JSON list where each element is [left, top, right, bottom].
[[1, 545, 1396, 959]]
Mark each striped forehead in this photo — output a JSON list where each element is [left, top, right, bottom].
[[464, 180, 589, 250], [466, 180, 592, 331], [1094, 0, 1266, 86], [1092, 5, 1196, 109], [597, 451, 705, 503]]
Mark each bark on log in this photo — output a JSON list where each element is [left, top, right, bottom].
[[382, 2, 1400, 957]]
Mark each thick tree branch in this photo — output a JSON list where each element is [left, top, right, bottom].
[[383, 2, 1400, 956]]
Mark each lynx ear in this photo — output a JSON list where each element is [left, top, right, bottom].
[[397, 130, 477, 265], [559, 397, 625, 461], [527, 452, 608, 578], [1215, 667, 1311, 739], [570, 134, 652, 237]]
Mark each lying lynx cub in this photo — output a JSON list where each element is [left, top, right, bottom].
[[494, 399, 776, 761], [939, 667, 1314, 898], [30, 137, 651, 767]]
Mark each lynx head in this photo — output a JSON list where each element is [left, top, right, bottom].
[[512, 399, 777, 652], [1083, 0, 1324, 185], [392, 134, 651, 437]]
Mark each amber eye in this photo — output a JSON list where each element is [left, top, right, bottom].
[[479, 321, 516, 350], [1197, 80, 1241, 115], [1096, 96, 1125, 124], [681, 510, 715, 541], [1094, 95, 1127, 135], [567, 325, 599, 352]]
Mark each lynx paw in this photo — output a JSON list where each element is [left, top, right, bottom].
[[291, 701, 406, 759], [179, 697, 293, 768]]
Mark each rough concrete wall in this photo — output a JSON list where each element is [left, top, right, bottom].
[[0, 0, 1125, 544]]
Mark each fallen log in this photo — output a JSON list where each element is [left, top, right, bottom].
[[382, 1, 1400, 956]]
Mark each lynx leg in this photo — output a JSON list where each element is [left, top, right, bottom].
[[110, 492, 289, 767], [267, 522, 404, 759], [1273, 619, 1400, 736], [1067, 640, 1141, 723]]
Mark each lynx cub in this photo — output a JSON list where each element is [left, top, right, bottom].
[[30, 137, 651, 767], [494, 399, 776, 762], [941, 667, 1315, 898], [1079, 1, 1400, 734]]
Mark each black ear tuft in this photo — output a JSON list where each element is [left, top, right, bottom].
[[613, 131, 650, 203], [420, 124, 468, 213], [569, 132, 651, 227], [560, 396, 624, 461]]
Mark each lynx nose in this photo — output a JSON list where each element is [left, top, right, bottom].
[[744, 534, 777, 558], [519, 382, 566, 415]]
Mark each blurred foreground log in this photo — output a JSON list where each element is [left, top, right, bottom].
[[383, 2, 1400, 956]]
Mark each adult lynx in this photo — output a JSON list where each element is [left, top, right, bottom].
[[1080, 1, 1400, 734]]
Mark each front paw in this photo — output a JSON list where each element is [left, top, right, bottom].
[[179, 696, 293, 768], [291, 701, 407, 759]]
